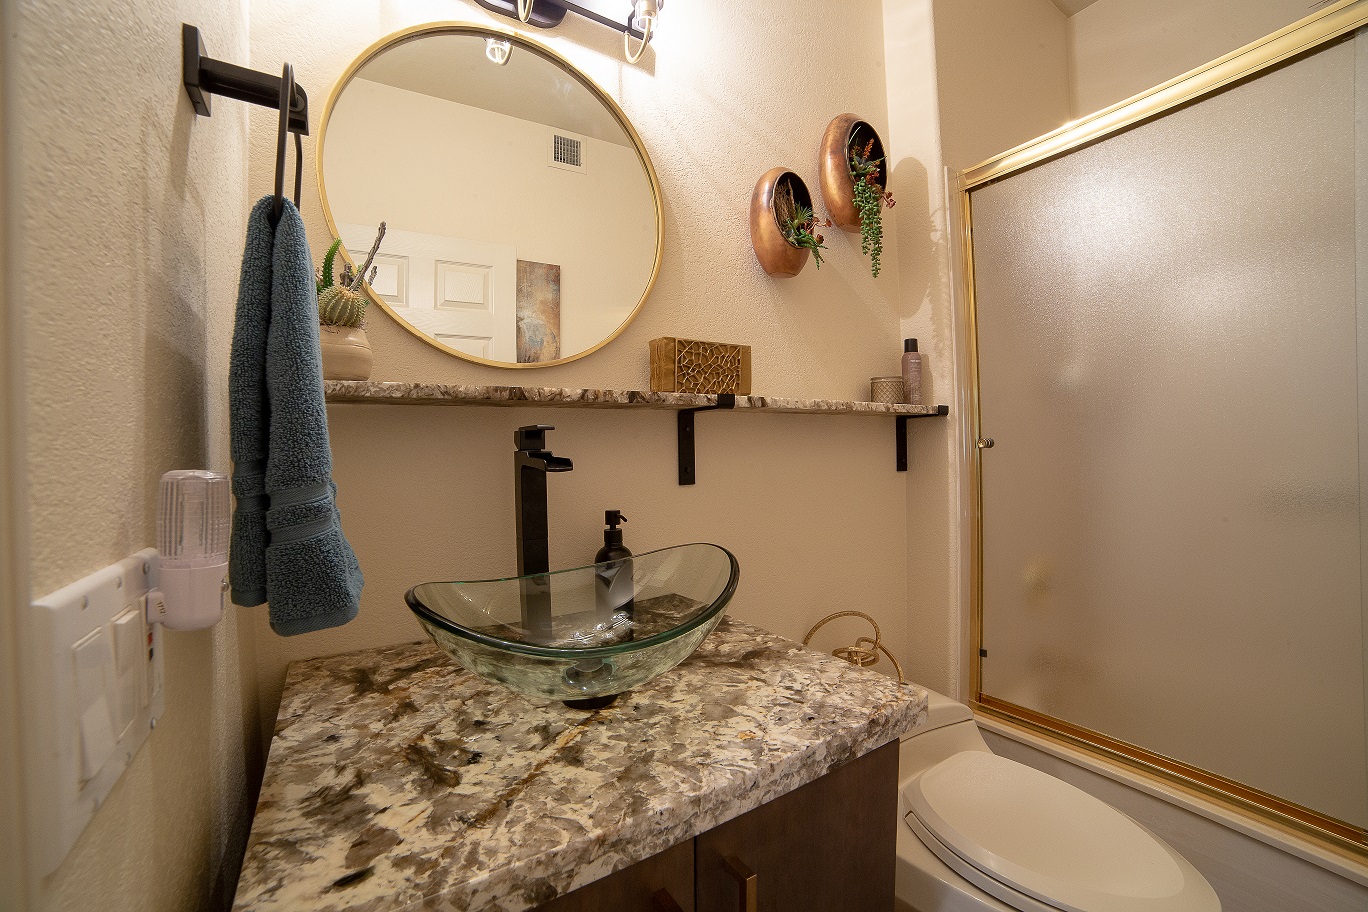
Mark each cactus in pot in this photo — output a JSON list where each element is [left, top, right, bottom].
[[317, 223, 386, 381], [317, 224, 386, 327]]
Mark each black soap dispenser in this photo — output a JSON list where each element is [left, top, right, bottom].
[[595, 511, 635, 626]]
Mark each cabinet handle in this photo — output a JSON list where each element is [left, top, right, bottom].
[[723, 855, 757, 912], [651, 889, 684, 912]]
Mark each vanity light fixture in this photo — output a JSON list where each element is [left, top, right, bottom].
[[485, 37, 513, 65], [624, 0, 658, 63], [473, 0, 664, 63]]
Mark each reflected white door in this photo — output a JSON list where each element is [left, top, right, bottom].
[[339, 223, 517, 361]]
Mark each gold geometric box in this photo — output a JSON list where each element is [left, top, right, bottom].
[[649, 337, 752, 395]]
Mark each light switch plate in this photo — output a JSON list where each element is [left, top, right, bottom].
[[71, 628, 117, 781], [23, 549, 164, 878]]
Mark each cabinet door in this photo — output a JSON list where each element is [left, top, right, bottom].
[[695, 741, 898, 912], [537, 837, 694, 912]]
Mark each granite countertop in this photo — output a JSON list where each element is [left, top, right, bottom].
[[232, 617, 929, 912]]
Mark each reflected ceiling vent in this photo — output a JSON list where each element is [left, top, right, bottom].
[[550, 133, 584, 172]]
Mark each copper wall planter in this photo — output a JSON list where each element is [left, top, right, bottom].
[[819, 114, 887, 233], [749, 167, 813, 277]]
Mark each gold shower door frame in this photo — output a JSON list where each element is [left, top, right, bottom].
[[956, 0, 1368, 860]]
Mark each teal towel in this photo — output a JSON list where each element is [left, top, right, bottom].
[[228, 199, 272, 608], [229, 197, 363, 635]]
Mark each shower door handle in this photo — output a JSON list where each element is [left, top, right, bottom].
[[977, 437, 995, 448]]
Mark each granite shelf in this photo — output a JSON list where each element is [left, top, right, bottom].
[[323, 380, 949, 482], [324, 380, 945, 416]]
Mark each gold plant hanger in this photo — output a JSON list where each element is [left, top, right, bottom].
[[803, 611, 906, 685]]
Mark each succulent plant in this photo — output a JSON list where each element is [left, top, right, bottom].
[[317, 223, 386, 328], [849, 138, 895, 278], [316, 238, 343, 294], [781, 203, 831, 269]]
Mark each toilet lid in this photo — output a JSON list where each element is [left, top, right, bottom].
[[903, 751, 1220, 912]]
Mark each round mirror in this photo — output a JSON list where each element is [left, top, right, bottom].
[[318, 24, 663, 368]]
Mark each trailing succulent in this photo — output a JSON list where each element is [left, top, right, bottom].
[[781, 204, 832, 269], [316, 223, 387, 328], [849, 138, 896, 278]]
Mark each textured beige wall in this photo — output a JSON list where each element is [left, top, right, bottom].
[[11, 1, 261, 910], [244, 0, 954, 735], [1070, 0, 1319, 116], [931, 0, 1072, 172], [880, 0, 961, 702]]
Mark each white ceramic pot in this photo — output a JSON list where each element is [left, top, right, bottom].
[[319, 324, 373, 381]]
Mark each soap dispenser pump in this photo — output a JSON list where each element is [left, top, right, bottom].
[[595, 510, 634, 624]]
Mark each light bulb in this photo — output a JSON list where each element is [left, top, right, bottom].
[[631, 0, 658, 32], [485, 37, 512, 66], [625, 0, 659, 63]]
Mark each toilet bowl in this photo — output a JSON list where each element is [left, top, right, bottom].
[[895, 690, 1221, 912]]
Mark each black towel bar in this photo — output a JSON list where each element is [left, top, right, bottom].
[[183, 24, 308, 224]]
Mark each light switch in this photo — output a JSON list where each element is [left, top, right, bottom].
[[111, 608, 145, 736], [28, 548, 165, 880], [72, 629, 116, 782]]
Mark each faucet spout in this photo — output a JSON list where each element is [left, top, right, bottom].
[[534, 454, 574, 473], [514, 425, 572, 642]]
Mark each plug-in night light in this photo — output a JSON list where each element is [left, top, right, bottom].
[[148, 470, 229, 630]]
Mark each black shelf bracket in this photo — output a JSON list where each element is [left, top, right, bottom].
[[677, 395, 736, 486], [896, 405, 950, 471]]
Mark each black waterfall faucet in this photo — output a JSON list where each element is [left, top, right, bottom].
[[514, 425, 573, 642]]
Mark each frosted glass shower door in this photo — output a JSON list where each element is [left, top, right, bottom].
[[971, 29, 1367, 833]]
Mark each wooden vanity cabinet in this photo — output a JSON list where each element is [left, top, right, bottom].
[[696, 739, 898, 911], [538, 741, 898, 912], [537, 840, 694, 912]]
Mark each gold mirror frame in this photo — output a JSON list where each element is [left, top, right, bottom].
[[315, 22, 664, 369], [956, 0, 1368, 862]]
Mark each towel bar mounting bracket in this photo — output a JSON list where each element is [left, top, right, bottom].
[[182, 24, 309, 135]]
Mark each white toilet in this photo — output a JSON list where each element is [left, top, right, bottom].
[[895, 690, 1221, 912]]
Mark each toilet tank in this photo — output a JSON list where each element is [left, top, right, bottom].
[[898, 689, 991, 779]]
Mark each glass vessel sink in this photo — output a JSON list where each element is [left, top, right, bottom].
[[406, 543, 739, 708]]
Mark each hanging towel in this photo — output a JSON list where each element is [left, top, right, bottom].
[[229, 197, 363, 635], [228, 198, 273, 609]]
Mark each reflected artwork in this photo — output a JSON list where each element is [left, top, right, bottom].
[[516, 260, 561, 363]]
